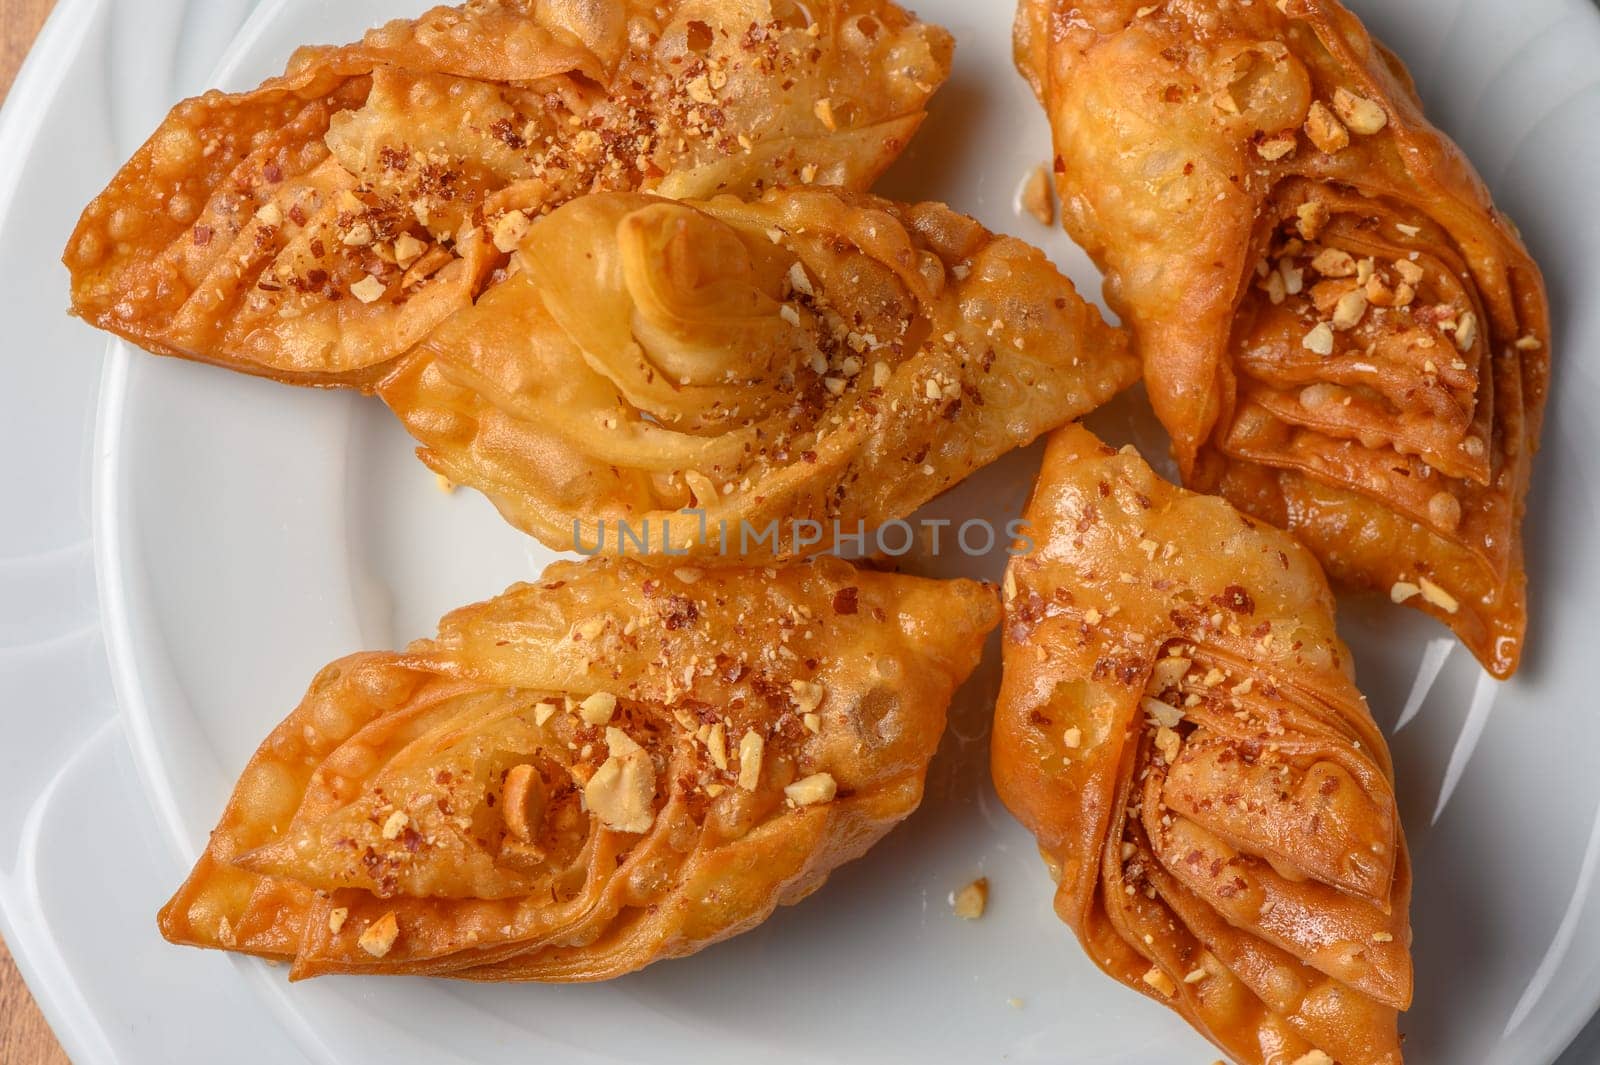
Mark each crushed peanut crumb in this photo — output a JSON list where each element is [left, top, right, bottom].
[[1256, 131, 1297, 161], [785, 772, 837, 807], [327, 907, 349, 935], [358, 912, 400, 958], [579, 692, 618, 725], [707, 722, 729, 770], [1418, 577, 1460, 614], [1305, 101, 1350, 154], [1021, 165, 1055, 227], [737, 730, 764, 791], [491, 209, 532, 253], [350, 275, 387, 304], [503, 763, 545, 842], [952, 877, 989, 920], [585, 733, 655, 833], [1142, 966, 1177, 998], [1333, 87, 1388, 135], [1290, 1052, 1335, 1065], [1302, 322, 1335, 356]]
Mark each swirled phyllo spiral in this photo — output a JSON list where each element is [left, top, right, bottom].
[[158, 556, 999, 980], [378, 187, 1138, 556], [1016, 0, 1550, 678], [64, 0, 953, 388], [993, 426, 1412, 1065]]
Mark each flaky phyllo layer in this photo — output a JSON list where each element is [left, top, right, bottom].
[[379, 187, 1138, 556], [993, 426, 1412, 1065], [65, 0, 953, 387], [1017, 0, 1550, 677], [160, 557, 999, 980]]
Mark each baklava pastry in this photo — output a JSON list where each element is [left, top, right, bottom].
[[378, 186, 1138, 556], [159, 556, 999, 980], [65, 0, 953, 387], [993, 426, 1412, 1065], [1016, 0, 1551, 677]]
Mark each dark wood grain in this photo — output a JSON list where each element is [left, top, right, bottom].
[[1, 5, 72, 1060]]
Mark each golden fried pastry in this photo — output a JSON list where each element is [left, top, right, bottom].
[[378, 186, 1138, 556], [993, 425, 1412, 1065], [65, 0, 953, 388], [1016, 0, 1550, 677], [159, 556, 999, 980]]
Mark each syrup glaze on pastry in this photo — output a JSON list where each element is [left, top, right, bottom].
[[66, 0, 953, 387], [1017, 0, 1550, 677], [993, 425, 1412, 1065], [160, 556, 999, 980], [378, 186, 1138, 556]]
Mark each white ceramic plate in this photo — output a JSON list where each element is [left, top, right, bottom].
[[4, 1, 1600, 1062]]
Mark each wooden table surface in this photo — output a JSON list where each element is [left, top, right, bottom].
[[2, 0, 72, 1061]]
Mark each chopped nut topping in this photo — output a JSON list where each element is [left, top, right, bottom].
[[503, 763, 547, 842], [707, 721, 729, 770], [254, 202, 282, 227], [791, 680, 826, 715], [1142, 966, 1177, 997], [394, 232, 427, 268], [1290, 1053, 1335, 1065], [1296, 201, 1329, 240], [1304, 101, 1350, 154], [813, 97, 838, 131], [327, 907, 349, 935], [1391, 581, 1422, 604], [1302, 322, 1336, 356], [1331, 288, 1369, 331], [952, 877, 989, 920], [737, 730, 764, 791], [358, 912, 400, 957], [1418, 577, 1460, 614], [1148, 656, 1191, 693], [1333, 88, 1388, 134], [1141, 696, 1184, 729], [1454, 311, 1478, 351], [1310, 248, 1356, 278], [1394, 258, 1424, 286], [579, 692, 618, 725], [803, 712, 822, 734], [1515, 334, 1544, 351], [342, 221, 374, 247], [605, 726, 642, 757], [350, 275, 387, 304], [533, 701, 557, 727], [1154, 726, 1182, 764], [785, 772, 837, 807], [585, 736, 655, 833], [1062, 726, 1083, 749], [787, 261, 814, 297], [1183, 967, 1208, 984], [1021, 165, 1055, 226], [1372, 931, 1394, 943], [871, 361, 892, 388], [1299, 382, 1341, 410], [1256, 131, 1297, 161], [380, 810, 409, 840], [491, 209, 532, 254]]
